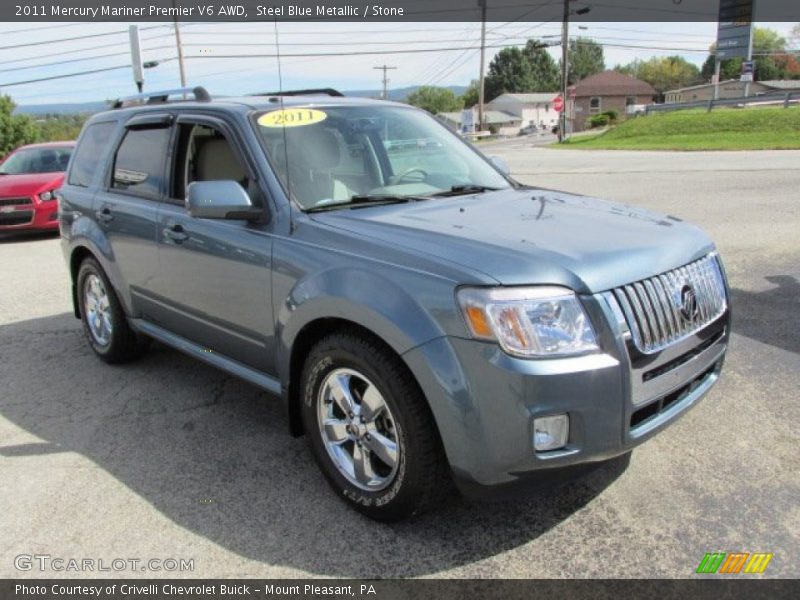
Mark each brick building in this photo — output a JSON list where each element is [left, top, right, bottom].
[[567, 71, 656, 132]]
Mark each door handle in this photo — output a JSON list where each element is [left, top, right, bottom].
[[95, 207, 114, 223], [163, 224, 189, 243]]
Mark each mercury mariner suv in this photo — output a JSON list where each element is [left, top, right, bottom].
[[60, 87, 730, 521]]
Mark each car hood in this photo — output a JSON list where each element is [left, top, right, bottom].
[[310, 188, 715, 293], [0, 172, 64, 197]]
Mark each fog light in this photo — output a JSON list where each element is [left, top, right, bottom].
[[533, 414, 569, 451]]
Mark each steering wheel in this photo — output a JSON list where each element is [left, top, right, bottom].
[[395, 167, 428, 183]]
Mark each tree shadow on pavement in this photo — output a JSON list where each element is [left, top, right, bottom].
[[0, 312, 630, 577], [730, 275, 800, 355]]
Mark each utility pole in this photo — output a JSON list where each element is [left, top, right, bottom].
[[477, 0, 487, 133], [744, 18, 755, 97], [129, 25, 144, 93], [559, 0, 569, 142], [173, 0, 187, 87], [373, 65, 397, 99]]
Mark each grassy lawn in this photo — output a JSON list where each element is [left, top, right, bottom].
[[553, 106, 800, 150]]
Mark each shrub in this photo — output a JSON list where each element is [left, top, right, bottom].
[[602, 110, 619, 122], [588, 114, 610, 128]]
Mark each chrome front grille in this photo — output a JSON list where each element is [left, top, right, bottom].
[[613, 254, 727, 354]]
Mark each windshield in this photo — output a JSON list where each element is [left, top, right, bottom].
[[252, 105, 510, 210], [0, 146, 72, 175]]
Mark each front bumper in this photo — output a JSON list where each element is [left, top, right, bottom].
[[0, 198, 59, 231], [403, 293, 730, 497]]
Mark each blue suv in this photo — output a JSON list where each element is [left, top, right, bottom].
[[60, 87, 730, 520]]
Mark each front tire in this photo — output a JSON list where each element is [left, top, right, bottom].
[[77, 257, 149, 364], [300, 332, 449, 521]]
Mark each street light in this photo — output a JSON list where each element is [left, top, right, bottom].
[[559, 1, 591, 142]]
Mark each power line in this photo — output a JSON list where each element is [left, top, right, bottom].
[[0, 25, 168, 51], [0, 22, 88, 35], [0, 61, 174, 88], [0, 33, 174, 67], [179, 35, 534, 47], [0, 46, 174, 75]]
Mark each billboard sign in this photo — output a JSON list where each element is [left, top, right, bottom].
[[716, 0, 755, 59]]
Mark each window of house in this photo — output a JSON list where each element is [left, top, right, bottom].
[[626, 96, 636, 106], [589, 97, 601, 114], [111, 127, 170, 198]]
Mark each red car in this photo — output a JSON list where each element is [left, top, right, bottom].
[[0, 141, 74, 232]]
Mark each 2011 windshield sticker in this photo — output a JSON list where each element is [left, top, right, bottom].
[[258, 109, 327, 128]]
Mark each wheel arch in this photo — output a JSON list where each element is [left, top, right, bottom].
[[285, 317, 441, 441], [68, 245, 97, 318]]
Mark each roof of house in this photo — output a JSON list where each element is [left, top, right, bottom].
[[438, 110, 522, 125], [571, 70, 656, 97], [665, 79, 800, 95], [489, 93, 559, 105], [759, 80, 800, 90]]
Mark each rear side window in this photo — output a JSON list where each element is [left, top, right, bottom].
[[68, 122, 115, 187], [112, 127, 171, 198]]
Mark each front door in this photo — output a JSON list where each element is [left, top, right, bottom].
[[148, 116, 275, 373]]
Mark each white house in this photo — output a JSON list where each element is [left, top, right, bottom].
[[486, 93, 561, 130], [437, 109, 522, 136]]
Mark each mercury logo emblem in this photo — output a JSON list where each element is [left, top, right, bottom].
[[680, 284, 699, 322]]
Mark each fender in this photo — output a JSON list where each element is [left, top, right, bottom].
[[65, 213, 127, 315], [275, 267, 452, 385]]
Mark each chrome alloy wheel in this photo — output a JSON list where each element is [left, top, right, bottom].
[[83, 274, 113, 346], [317, 368, 401, 491]]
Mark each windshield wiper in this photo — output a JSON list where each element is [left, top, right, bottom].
[[306, 194, 415, 213], [430, 184, 500, 198]]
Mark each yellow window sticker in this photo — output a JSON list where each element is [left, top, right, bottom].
[[257, 109, 328, 128]]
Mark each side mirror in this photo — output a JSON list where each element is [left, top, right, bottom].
[[489, 155, 510, 176], [186, 180, 262, 221]]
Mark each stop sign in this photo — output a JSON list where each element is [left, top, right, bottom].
[[553, 96, 564, 112]]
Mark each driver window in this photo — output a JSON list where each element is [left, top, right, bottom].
[[171, 123, 255, 205]]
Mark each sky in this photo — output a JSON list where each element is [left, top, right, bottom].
[[0, 20, 797, 106]]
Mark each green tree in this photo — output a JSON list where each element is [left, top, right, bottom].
[[461, 80, 480, 108], [484, 42, 559, 101], [567, 37, 605, 85], [405, 86, 463, 114], [35, 113, 88, 142], [617, 56, 701, 97], [0, 95, 40, 156], [523, 40, 560, 91]]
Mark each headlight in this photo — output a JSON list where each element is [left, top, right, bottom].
[[457, 286, 599, 358], [39, 190, 56, 202]]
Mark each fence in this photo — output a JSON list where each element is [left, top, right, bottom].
[[644, 91, 800, 115]]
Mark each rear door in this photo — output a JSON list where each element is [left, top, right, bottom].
[[149, 113, 275, 373], [96, 113, 173, 316]]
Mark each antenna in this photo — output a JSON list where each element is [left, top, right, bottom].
[[273, 18, 294, 231]]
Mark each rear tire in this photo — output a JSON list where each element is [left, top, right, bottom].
[[77, 257, 149, 364], [300, 331, 450, 521]]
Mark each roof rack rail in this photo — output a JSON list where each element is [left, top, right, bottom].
[[253, 88, 344, 98], [112, 86, 211, 109]]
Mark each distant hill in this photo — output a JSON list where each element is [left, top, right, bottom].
[[15, 85, 468, 115], [15, 101, 108, 116]]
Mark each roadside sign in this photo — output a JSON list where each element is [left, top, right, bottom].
[[553, 96, 564, 112], [461, 109, 475, 133], [740, 60, 754, 82], [716, 0, 754, 59]]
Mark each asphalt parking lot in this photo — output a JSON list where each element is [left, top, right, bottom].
[[1, 148, 798, 578]]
